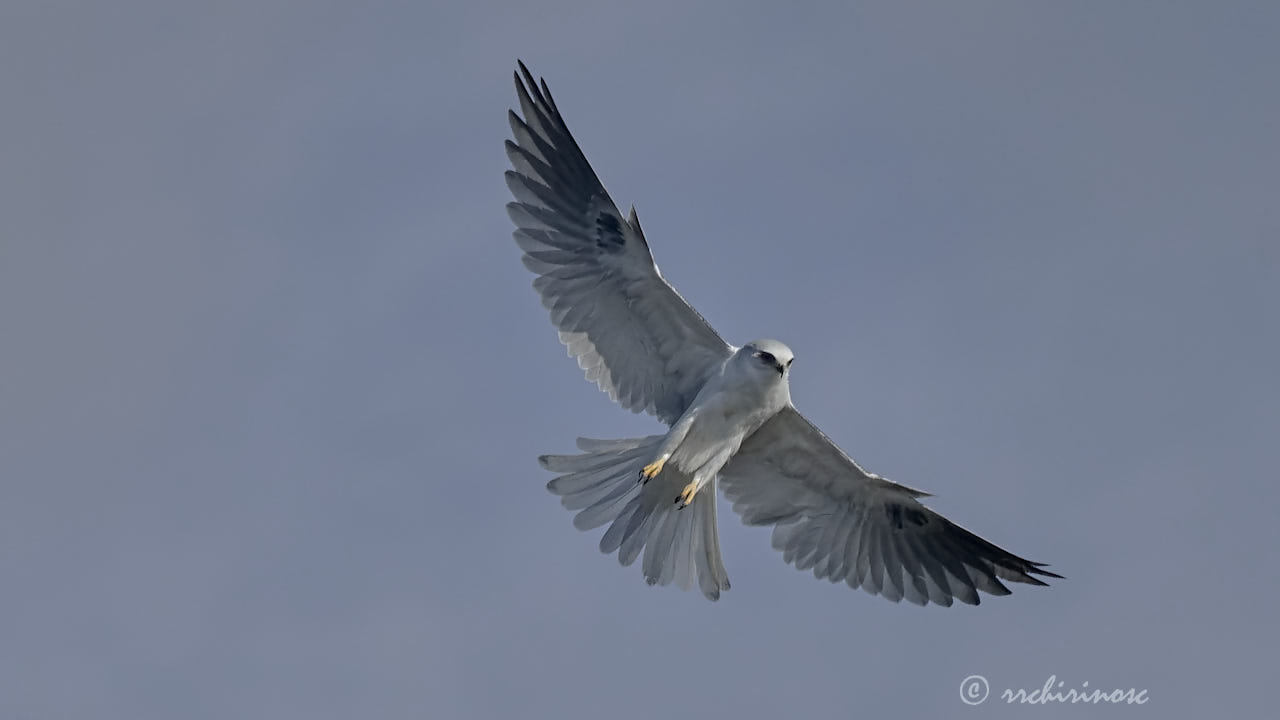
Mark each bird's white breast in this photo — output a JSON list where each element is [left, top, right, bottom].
[[669, 360, 789, 474]]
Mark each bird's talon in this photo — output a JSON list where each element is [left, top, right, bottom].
[[640, 458, 666, 482], [676, 482, 698, 508]]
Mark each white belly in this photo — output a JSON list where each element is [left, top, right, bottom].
[[670, 386, 778, 479]]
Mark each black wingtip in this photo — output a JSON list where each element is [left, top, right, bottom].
[[1025, 559, 1065, 579], [539, 76, 559, 112], [513, 61, 533, 103], [514, 60, 559, 114], [517, 61, 540, 100], [512, 69, 525, 98]]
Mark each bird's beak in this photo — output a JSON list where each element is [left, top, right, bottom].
[[776, 363, 786, 376]]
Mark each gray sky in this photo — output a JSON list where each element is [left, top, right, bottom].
[[3, 1, 1278, 718]]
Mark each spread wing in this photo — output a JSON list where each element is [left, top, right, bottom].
[[505, 61, 733, 425], [720, 406, 1061, 606]]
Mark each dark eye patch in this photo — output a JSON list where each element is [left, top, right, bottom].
[[758, 351, 776, 365]]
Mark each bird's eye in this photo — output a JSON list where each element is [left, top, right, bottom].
[[758, 351, 776, 365]]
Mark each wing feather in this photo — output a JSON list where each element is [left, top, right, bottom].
[[506, 62, 732, 424], [721, 406, 1061, 606]]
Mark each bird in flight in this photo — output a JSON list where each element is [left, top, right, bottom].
[[504, 61, 1060, 605]]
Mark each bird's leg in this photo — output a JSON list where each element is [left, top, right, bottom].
[[676, 451, 730, 508], [639, 456, 667, 483], [640, 413, 695, 484], [675, 481, 699, 508]]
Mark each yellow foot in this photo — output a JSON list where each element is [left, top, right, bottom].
[[639, 458, 666, 482], [676, 482, 699, 508]]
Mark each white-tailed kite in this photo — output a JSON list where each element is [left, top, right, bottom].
[[505, 61, 1060, 605]]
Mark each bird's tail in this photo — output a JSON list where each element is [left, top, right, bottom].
[[540, 436, 731, 600]]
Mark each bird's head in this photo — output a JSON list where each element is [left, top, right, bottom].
[[738, 339, 794, 380]]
